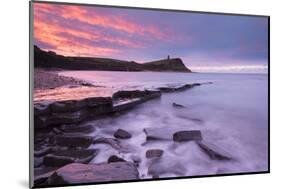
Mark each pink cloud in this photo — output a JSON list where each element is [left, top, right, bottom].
[[33, 3, 172, 57]]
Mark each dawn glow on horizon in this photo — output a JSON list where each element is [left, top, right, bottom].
[[33, 3, 268, 73]]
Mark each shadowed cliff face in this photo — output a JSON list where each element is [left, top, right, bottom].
[[34, 46, 191, 72], [142, 58, 191, 72]]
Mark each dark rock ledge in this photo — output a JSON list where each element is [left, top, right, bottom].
[[32, 81, 218, 186], [34, 82, 209, 129]]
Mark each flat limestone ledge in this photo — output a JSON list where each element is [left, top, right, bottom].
[[34, 82, 210, 129], [47, 162, 139, 185]]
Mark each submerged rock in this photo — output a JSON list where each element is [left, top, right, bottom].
[[114, 129, 132, 139], [173, 130, 202, 142], [146, 149, 164, 159], [196, 141, 232, 160], [108, 155, 126, 163], [172, 102, 185, 108], [47, 162, 139, 184]]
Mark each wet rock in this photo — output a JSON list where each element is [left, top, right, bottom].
[[34, 97, 113, 128], [93, 137, 122, 151], [158, 84, 193, 93], [34, 102, 51, 116], [48, 110, 89, 126], [52, 127, 63, 135], [196, 141, 232, 160], [113, 98, 143, 112], [50, 100, 86, 113], [114, 129, 132, 139], [108, 155, 126, 163], [86, 97, 112, 107], [61, 124, 95, 134], [55, 135, 93, 148], [112, 90, 161, 112], [173, 130, 202, 142], [34, 147, 53, 157], [146, 149, 164, 159], [34, 167, 57, 187], [113, 90, 146, 99], [34, 157, 44, 168], [34, 116, 48, 129], [47, 162, 139, 184], [192, 83, 201, 86], [144, 127, 185, 141], [43, 149, 99, 167], [172, 102, 185, 108], [43, 154, 75, 167]]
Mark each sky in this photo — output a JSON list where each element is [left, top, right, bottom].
[[33, 3, 268, 73]]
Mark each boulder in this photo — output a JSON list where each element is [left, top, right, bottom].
[[146, 149, 164, 159], [173, 130, 202, 142], [114, 129, 132, 139], [55, 135, 93, 148], [196, 141, 232, 160], [108, 155, 126, 163], [47, 162, 139, 184]]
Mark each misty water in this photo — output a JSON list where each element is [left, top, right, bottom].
[[59, 71, 268, 178]]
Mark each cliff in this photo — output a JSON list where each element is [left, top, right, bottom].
[[34, 46, 191, 72]]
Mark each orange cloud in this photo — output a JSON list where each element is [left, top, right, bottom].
[[33, 3, 170, 57]]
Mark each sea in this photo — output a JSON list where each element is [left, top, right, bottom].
[[58, 71, 269, 178]]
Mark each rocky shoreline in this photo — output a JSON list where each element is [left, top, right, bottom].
[[33, 72, 233, 187], [34, 68, 94, 90]]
